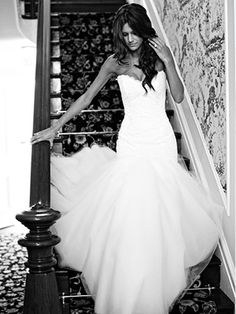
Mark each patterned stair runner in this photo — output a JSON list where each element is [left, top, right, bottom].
[[0, 231, 233, 314], [51, 12, 124, 155]]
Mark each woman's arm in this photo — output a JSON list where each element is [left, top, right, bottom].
[[31, 55, 117, 144], [148, 37, 184, 103]]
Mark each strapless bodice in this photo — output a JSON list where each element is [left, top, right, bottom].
[[116, 71, 177, 160], [117, 70, 167, 115]]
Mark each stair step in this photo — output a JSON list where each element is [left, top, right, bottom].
[[51, 0, 125, 2], [51, 78, 61, 95], [55, 266, 234, 314], [213, 289, 234, 314], [51, 97, 62, 112], [24, 0, 125, 16], [166, 109, 174, 120], [51, 61, 61, 77], [51, 30, 60, 43], [51, 1, 125, 13], [51, 15, 60, 27], [51, 86, 173, 114], [51, 43, 61, 60], [53, 131, 182, 141], [200, 254, 221, 288], [53, 131, 118, 155], [59, 89, 121, 111], [60, 85, 120, 101], [51, 108, 124, 117], [51, 89, 122, 112], [51, 108, 174, 117], [171, 288, 234, 314], [178, 155, 191, 171], [51, 73, 121, 97]]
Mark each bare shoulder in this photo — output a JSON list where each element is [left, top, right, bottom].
[[82, 55, 120, 101], [101, 54, 120, 74], [102, 54, 128, 76], [155, 59, 165, 72]]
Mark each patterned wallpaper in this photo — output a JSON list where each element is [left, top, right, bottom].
[[157, 0, 226, 190]]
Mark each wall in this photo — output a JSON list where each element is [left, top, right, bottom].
[[156, 0, 226, 191], [0, 0, 36, 227]]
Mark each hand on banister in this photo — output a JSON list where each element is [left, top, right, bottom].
[[31, 126, 58, 148]]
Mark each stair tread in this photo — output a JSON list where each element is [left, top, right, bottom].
[[50, 108, 174, 115], [53, 131, 182, 137], [51, 78, 61, 95], [208, 254, 221, 265], [172, 288, 234, 313], [51, 61, 61, 76], [51, 0, 125, 3], [51, 30, 60, 42], [51, 97, 62, 113], [55, 265, 234, 313], [213, 289, 234, 311]]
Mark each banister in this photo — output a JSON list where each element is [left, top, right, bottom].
[[30, 0, 51, 207], [16, 0, 62, 313]]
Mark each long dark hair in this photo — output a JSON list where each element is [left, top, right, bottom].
[[113, 3, 160, 92]]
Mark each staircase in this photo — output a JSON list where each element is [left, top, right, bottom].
[[50, 11, 185, 160], [31, 1, 234, 313]]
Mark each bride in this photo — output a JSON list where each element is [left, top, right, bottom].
[[32, 3, 222, 314]]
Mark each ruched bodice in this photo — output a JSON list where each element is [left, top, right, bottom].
[[116, 71, 177, 160], [117, 70, 166, 106]]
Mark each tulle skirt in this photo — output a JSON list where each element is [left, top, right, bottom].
[[51, 144, 222, 314]]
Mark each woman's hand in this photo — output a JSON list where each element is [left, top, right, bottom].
[[148, 37, 173, 65], [31, 126, 58, 148], [149, 36, 184, 103]]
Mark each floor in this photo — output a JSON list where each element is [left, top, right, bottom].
[[0, 224, 27, 313]]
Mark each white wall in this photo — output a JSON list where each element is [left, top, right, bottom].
[[0, 0, 37, 227]]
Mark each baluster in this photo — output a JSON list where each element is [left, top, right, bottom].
[[29, 0, 37, 19]]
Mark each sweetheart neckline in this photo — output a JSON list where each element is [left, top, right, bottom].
[[118, 74, 143, 83], [117, 70, 165, 83]]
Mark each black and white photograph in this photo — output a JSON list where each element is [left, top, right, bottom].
[[0, 0, 235, 313]]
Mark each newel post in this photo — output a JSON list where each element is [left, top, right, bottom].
[[16, 203, 62, 314]]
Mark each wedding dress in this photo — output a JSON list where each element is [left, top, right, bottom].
[[51, 71, 223, 314]]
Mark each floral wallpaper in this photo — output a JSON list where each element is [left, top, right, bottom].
[[157, 0, 226, 190]]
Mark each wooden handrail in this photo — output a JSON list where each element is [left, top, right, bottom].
[[16, 0, 62, 313], [30, 0, 51, 207]]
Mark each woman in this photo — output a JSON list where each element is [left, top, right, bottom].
[[32, 4, 222, 314]]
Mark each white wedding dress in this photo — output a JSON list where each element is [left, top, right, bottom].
[[51, 71, 223, 314]]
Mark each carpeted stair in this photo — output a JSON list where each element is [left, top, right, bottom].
[[48, 5, 234, 314], [0, 230, 234, 314], [50, 11, 124, 154]]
